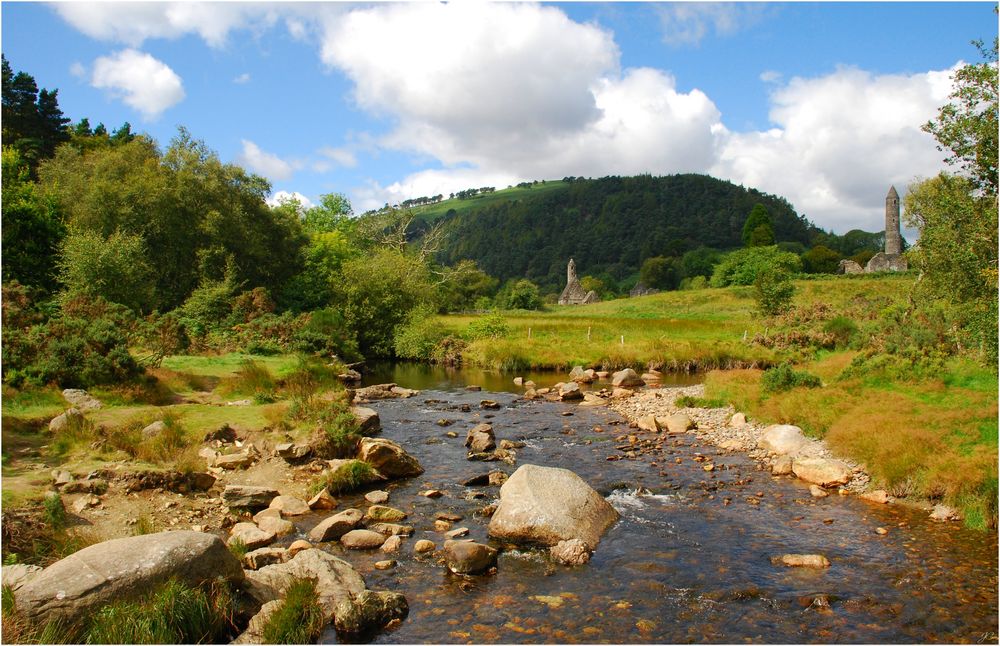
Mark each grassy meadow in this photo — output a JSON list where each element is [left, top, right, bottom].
[[406, 180, 570, 221]]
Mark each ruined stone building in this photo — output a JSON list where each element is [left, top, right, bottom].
[[558, 259, 599, 305], [864, 185, 908, 273]]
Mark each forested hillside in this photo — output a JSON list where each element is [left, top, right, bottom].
[[429, 174, 831, 291]]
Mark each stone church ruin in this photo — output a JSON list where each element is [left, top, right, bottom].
[[558, 259, 600, 305], [839, 186, 909, 275]]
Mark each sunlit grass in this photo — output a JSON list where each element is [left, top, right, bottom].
[[160, 353, 301, 379]]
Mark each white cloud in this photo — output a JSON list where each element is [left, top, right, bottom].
[[657, 3, 769, 47], [318, 146, 357, 169], [233, 73, 251, 85], [90, 49, 185, 119], [238, 140, 294, 181], [759, 70, 782, 84], [267, 190, 313, 209], [713, 65, 955, 231]]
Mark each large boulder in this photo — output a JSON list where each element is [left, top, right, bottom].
[[309, 508, 364, 542], [48, 408, 84, 433], [352, 406, 381, 435], [1, 564, 42, 591], [443, 540, 498, 575], [341, 529, 388, 550], [333, 590, 409, 636], [244, 549, 365, 623], [558, 382, 584, 401], [569, 366, 595, 384], [464, 424, 496, 454], [758, 425, 810, 456], [15, 532, 242, 624], [269, 495, 310, 517], [358, 437, 424, 478], [611, 369, 644, 388], [229, 523, 276, 550], [488, 464, 619, 549], [61, 388, 102, 411], [792, 458, 853, 487]]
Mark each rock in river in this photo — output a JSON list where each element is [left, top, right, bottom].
[[550, 538, 591, 566], [334, 589, 409, 636], [309, 508, 364, 542], [341, 529, 388, 550], [444, 540, 498, 575], [758, 424, 810, 456], [244, 549, 365, 623], [464, 423, 496, 454], [358, 437, 424, 478], [774, 554, 831, 568], [488, 464, 619, 549], [16, 531, 242, 624], [222, 485, 280, 510], [611, 368, 645, 388], [792, 458, 853, 487]]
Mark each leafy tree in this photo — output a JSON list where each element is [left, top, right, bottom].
[[742, 203, 775, 247], [710, 246, 802, 287], [640, 256, 684, 290], [801, 245, 842, 274], [496, 279, 542, 310], [904, 174, 998, 361], [922, 37, 998, 195], [681, 246, 722, 279], [1, 55, 70, 173], [754, 269, 796, 316], [1, 146, 64, 291], [57, 229, 155, 313], [438, 259, 498, 312], [302, 192, 354, 234]]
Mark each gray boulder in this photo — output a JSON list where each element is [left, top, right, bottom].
[[16, 531, 242, 624], [352, 406, 381, 435], [229, 522, 276, 550], [464, 424, 496, 453], [48, 408, 84, 434], [792, 458, 853, 487], [244, 549, 365, 623], [488, 464, 619, 549], [222, 485, 280, 510], [558, 382, 584, 401], [1, 564, 42, 591], [333, 589, 408, 636], [141, 420, 167, 440], [61, 389, 102, 411], [357, 437, 424, 478], [341, 529, 387, 550], [611, 369, 644, 388], [758, 424, 810, 456], [309, 508, 364, 542]]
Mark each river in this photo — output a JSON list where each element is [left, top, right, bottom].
[[308, 367, 998, 643]]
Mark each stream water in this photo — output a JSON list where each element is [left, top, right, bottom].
[[307, 369, 997, 644]]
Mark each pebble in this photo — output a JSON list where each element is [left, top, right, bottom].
[[374, 559, 397, 570], [414, 539, 436, 554]]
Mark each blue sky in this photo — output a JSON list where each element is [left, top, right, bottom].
[[2, 2, 995, 233]]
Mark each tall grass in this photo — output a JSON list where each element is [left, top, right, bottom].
[[261, 579, 325, 644], [313, 460, 377, 496]]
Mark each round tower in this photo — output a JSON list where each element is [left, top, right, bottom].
[[885, 185, 902, 255]]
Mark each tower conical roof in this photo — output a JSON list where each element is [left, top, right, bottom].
[[887, 185, 899, 198]]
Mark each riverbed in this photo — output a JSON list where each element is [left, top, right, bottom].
[[314, 372, 998, 643]]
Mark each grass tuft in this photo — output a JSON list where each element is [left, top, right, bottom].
[[261, 578, 326, 644], [313, 460, 377, 496]]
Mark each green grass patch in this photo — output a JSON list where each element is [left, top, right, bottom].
[[314, 460, 378, 496], [1, 386, 67, 420], [160, 353, 301, 379], [675, 395, 728, 409], [261, 578, 325, 644]]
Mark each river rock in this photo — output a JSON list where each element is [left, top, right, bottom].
[[569, 366, 595, 383], [48, 408, 84, 433], [353, 383, 418, 401], [1, 564, 42, 591], [641, 372, 662, 382], [488, 464, 620, 549], [242, 547, 288, 570], [333, 589, 409, 636], [223, 485, 279, 510], [930, 504, 960, 522], [341, 529, 388, 550], [611, 369, 644, 388], [287, 540, 312, 556], [253, 507, 280, 524], [759, 425, 810, 456], [637, 415, 660, 432], [793, 458, 853, 487], [662, 413, 695, 434], [730, 412, 747, 426], [368, 522, 414, 537], [61, 388, 102, 411], [580, 393, 608, 407], [513, 377, 523, 386], [465, 424, 496, 453], [306, 489, 337, 511], [358, 437, 424, 478], [374, 560, 396, 570], [352, 406, 382, 435], [229, 522, 276, 550], [257, 516, 295, 537], [269, 495, 310, 517], [558, 382, 584, 401], [859, 490, 891, 504], [309, 508, 364, 542], [365, 505, 407, 523], [141, 420, 167, 440], [233, 599, 281, 644], [276, 442, 311, 461], [16, 531, 242, 624], [380, 535, 403, 553], [413, 539, 436, 554], [809, 484, 829, 498], [550, 538, 591, 566], [774, 554, 831, 568], [611, 388, 633, 399], [443, 540, 497, 575], [244, 549, 365, 623], [771, 456, 794, 476]]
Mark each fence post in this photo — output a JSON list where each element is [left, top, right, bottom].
[[620, 335, 624, 346], [528, 327, 532, 339], [587, 326, 591, 342]]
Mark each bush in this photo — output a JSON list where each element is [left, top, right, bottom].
[[496, 279, 542, 310], [394, 306, 446, 360], [761, 363, 822, 393], [465, 312, 509, 341], [43, 494, 66, 531], [316, 460, 377, 495], [710, 246, 802, 287], [261, 579, 325, 644], [753, 269, 795, 316], [823, 316, 859, 347]]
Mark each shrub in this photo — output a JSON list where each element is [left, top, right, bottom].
[[710, 246, 802, 287], [261, 579, 325, 644], [675, 395, 728, 409], [753, 269, 796, 316], [761, 363, 822, 393], [464, 312, 509, 341], [43, 494, 66, 531], [496, 279, 542, 310], [823, 316, 859, 347], [316, 460, 377, 495], [394, 305, 446, 360]]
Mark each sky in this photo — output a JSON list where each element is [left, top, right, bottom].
[[2, 1, 995, 234]]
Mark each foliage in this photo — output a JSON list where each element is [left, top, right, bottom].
[[261, 579, 326, 644], [317, 460, 377, 495], [742, 203, 775, 247], [437, 259, 498, 312], [2, 146, 65, 292], [681, 246, 722, 279], [760, 363, 822, 393], [331, 248, 437, 357], [922, 37, 998, 195], [675, 395, 727, 409], [465, 312, 510, 341], [639, 256, 683, 290], [822, 316, 859, 348], [1, 55, 70, 174], [394, 305, 447, 360], [754, 269, 796, 316], [227, 537, 248, 561], [801, 245, 842, 274], [904, 173, 998, 364], [710, 246, 802, 287], [84, 578, 235, 644], [57, 229, 155, 313], [495, 278, 542, 310]]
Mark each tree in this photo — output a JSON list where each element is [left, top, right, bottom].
[[754, 268, 795, 316], [742, 203, 775, 247], [801, 245, 842, 274], [1, 56, 70, 173], [681, 246, 721, 279], [57, 229, 156, 313], [1, 146, 64, 291], [438, 260, 498, 312], [922, 37, 998, 196], [302, 192, 354, 234], [496, 279, 542, 310], [710, 246, 802, 287], [640, 256, 684, 290]]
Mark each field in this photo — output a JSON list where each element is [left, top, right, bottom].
[[406, 180, 570, 221]]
